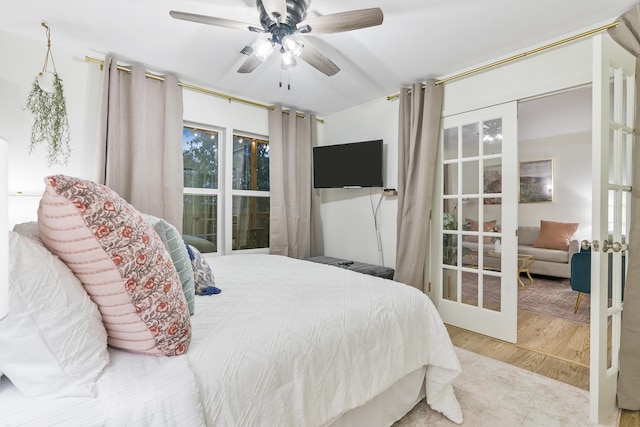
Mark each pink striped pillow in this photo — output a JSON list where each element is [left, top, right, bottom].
[[37, 175, 191, 356]]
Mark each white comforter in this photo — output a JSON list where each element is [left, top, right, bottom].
[[1, 254, 462, 426], [190, 254, 463, 426]]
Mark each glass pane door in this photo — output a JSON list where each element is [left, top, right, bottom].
[[437, 102, 518, 343], [589, 33, 634, 423]]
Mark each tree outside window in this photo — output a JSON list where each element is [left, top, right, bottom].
[[232, 135, 270, 250], [182, 126, 218, 252], [181, 125, 270, 253]]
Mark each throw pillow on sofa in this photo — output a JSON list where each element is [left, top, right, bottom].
[[533, 220, 579, 251], [465, 218, 497, 244]]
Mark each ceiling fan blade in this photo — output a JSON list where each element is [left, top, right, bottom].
[[260, 0, 288, 20], [297, 8, 383, 35], [237, 53, 263, 74], [169, 10, 260, 32], [299, 43, 340, 77]]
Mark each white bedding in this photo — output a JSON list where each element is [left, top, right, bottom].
[[0, 253, 462, 426], [0, 347, 205, 426], [190, 254, 462, 426]]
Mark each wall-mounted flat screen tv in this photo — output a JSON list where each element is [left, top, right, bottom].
[[313, 139, 383, 188]]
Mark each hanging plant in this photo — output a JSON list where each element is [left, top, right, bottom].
[[24, 22, 71, 166]]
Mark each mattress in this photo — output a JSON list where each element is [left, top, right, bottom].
[[189, 254, 462, 426]]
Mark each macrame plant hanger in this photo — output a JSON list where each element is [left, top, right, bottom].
[[38, 21, 59, 93], [25, 20, 71, 166]]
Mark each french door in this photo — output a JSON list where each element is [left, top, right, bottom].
[[590, 34, 634, 423], [435, 102, 519, 343]]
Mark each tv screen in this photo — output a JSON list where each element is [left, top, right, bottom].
[[313, 139, 383, 188]]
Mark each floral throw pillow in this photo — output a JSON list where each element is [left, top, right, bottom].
[[185, 244, 221, 296], [37, 175, 191, 357]]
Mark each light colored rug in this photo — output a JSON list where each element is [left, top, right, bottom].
[[394, 347, 619, 427]]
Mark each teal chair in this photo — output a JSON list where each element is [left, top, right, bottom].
[[570, 248, 591, 313], [570, 248, 625, 314]]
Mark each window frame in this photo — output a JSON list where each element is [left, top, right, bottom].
[[182, 122, 224, 253], [225, 131, 270, 254], [182, 122, 270, 255]]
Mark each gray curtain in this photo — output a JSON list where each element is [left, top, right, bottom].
[[607, 8, 640, 410], [95, 55, 184, 230], [268, 105, 324, 258], [394, 79, 443, 290]]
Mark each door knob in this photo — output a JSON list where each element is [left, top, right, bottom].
[[581, 239, 628, 253], [602, 240, 627, 253]]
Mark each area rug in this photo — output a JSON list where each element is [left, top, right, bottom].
[[394, 347, 617, 426], [460, 272, 590, 324], [518, 275, 590, 324]]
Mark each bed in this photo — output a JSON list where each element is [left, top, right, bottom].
[[1, 175, 463, 426]]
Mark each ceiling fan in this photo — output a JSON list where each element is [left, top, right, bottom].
[[169, 0, 383, 77]]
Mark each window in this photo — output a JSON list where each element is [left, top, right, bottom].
[[231, 135, 270, 250], [182, 124, 270, 253], [183, 125, 219, 252]]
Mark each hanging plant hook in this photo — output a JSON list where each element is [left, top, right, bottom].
[[40, 21, 58, 75]]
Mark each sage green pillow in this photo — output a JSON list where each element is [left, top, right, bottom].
[[142, 214, 195, 315]]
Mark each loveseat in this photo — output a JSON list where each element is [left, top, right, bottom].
[[461, 220, 580, 279], [516, 225, 579, 278]]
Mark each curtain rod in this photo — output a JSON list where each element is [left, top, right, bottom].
[[386, 21, 620, 101], [84, 56, 323, 123]]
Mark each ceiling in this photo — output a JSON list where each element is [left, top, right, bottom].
[[0, 0, 637, 116], [519, 86, 592, 141]]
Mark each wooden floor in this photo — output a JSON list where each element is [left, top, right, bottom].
[[446, 309, 640, 426]]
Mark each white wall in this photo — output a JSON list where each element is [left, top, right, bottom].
[[320, 39, 597, 269], [518, 87, 593, 241], [518, 131, 592, 241], [2, 28, 597, 263], [1, 30, 102, 227], [321, 97, 399, 268], [442, 37, 593, 117], [1, 30, 273, 231]]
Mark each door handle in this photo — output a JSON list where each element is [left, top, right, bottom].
[[583, 239, 628, 253], [602, 240, 628, 253]]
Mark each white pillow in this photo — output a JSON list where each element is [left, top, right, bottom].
[[0, 232, 109, 397], [12, 221, 43, 245]]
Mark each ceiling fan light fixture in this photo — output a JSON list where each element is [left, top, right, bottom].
[[253, 38, 275, 62], [281, 52, 297, 70], [282, 35, 304, 57], [482, 120, 503, 144], [170, 3, 384, 78]]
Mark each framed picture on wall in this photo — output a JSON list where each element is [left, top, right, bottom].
[[483, 164, 502, 204], [519, 159, 553, 203]]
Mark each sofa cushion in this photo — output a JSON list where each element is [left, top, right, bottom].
[[461, 241, 495, 254], [518, 226, 540, 246], [533, 220, 579, 251], [517, 245, 570, 263]]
